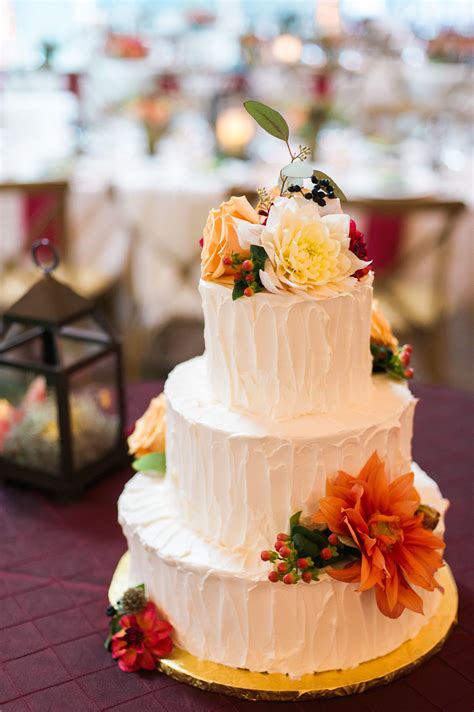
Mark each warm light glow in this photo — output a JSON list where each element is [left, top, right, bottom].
[[315, 0, 342, 36], [271, 33, 303, 64], [215, 107, 255, 155]]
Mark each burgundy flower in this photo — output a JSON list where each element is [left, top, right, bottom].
[[349, 219, 371, 279], [111, 601, 173, 672]]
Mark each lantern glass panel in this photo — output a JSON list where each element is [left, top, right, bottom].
[[57, 331, 105, 368], [67, 352, 121, 472], [0, 329, 48, 366], [0, 365, 61, 475]]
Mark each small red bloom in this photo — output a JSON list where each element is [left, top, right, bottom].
[[111, 601, 173, 672], [349, 219, 370, 279], [199, 236, 204, 248]]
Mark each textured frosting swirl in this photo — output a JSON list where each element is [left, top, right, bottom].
[[165, 357, 416, 551], [200, 279, 374, 419]]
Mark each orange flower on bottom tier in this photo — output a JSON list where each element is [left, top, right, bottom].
[[313, 452, 445, 619]]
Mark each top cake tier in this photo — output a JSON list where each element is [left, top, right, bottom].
[[200, 278, 373, 419]]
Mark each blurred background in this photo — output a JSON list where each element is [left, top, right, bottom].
[[1, 0, 473, 389]]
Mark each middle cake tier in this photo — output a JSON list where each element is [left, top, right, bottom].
[[165, 356, 416, 552]]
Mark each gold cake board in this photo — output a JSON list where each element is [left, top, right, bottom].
[[109, 552, 457, 701]]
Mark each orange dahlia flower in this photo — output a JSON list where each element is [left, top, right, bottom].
[[111, 601, 173, 672], [313, 452, 445, 619]]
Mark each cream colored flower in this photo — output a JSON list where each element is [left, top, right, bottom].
[[128, 393, 166, 457], [371, 300, 398, 349], [256, 197, 369, 295]]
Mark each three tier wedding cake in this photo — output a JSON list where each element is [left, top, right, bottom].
[[116, 103, 448, 680]]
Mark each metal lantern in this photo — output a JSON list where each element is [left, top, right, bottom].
[[0, 240, 127, 496]]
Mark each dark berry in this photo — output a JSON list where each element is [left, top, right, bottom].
[[106, 605, 116, 617], [310, 175, 318, 184], [304, 192, 313, 200]]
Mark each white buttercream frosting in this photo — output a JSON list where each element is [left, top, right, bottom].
[[119, 463, 447, 677], [165, 356, 416, 551], [200, 278, 373, 418]]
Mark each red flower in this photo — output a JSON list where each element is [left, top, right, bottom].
[[349, 219, 370, 279], [111, 601, 173, 672]]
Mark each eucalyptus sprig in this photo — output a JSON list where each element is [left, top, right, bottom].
[[243, 99, 344, 201]]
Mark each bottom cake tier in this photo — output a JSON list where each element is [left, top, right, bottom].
[[118, 464, 448, 678]]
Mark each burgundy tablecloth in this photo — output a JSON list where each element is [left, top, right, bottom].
[[1, 382, 473, 712]]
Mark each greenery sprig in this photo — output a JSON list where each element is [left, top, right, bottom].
[[371, 343, 414, 380], [132, 452, 166, 474], [261, 512, 361, 585], [228, 244, 269, 301], [243, 99, 344, 202]]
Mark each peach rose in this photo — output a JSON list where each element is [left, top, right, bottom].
[[128, 393, 166, 457], [371, 300, 398, 349], [201, 196, 259, 280]]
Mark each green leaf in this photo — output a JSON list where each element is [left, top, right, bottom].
[[132, 452, 166, 473], [292, 525, 328, 548], [104, 633, 112, 651], [312, 170, 347, 201], [232, 281, 246, 301], [244, 100, 289, 142], [289, 511, 302, 532], [250, 244, 268, 267], [292, 532, 321, 559], [337, 535, 360, 550]]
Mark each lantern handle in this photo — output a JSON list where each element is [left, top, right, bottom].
[[32, 239, 60, 274]]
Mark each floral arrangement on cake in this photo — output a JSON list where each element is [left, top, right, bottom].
[[106, 584, 173, 672], [201, 100, 371, 300], [124, 95, 172, 155], [128, 393, 166, 474], [371, 301, 414, 380], [262, 452, 444, 619]]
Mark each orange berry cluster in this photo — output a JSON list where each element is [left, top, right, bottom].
[[223, 254, 260, 297], [261, 532, 339, 585]]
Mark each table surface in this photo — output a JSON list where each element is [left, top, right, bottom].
[[1, 381, 473, 712]]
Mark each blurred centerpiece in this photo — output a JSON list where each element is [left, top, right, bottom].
[[124, 94, 172, 156], [0, 240, 126, 496]]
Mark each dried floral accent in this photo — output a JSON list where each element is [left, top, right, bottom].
[[312, 453, 445, 619], [262, 512, 360, 585], [417, 504, 441, 531], [122, 587, 147, 614], [106, 584, 173, 672]]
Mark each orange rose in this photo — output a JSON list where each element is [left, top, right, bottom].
[[371, 300, 398, 350], [201, 196, 259, 280], [128, 393, 166, 457]]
